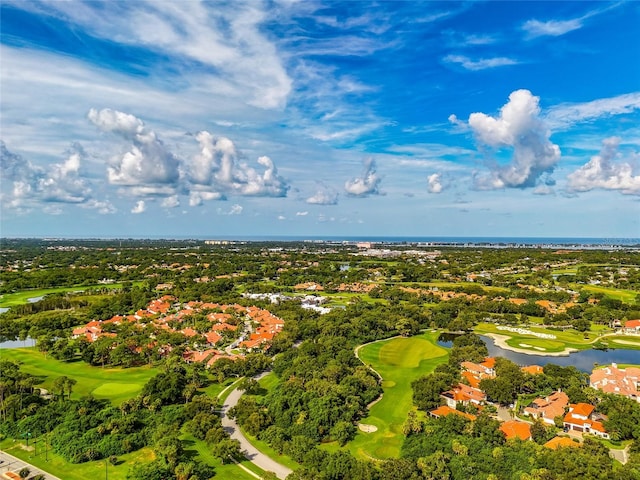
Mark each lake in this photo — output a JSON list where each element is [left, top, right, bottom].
[[437, 333, 640, 372], [0, 337, 36, 349]]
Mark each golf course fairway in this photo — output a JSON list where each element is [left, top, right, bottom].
[[346, 331, 448, 460]]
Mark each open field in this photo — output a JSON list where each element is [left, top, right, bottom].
[[0, 282, 143, 308], [339, 332, 448, 460], [0, 437, 154, 480], [0, 348, 157, 405], [576, 285, 639, 304], [0, 433, 259, 480]]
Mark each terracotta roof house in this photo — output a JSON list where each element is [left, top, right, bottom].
[[563, 403, 609, 439], [523, 391, 569, 425], [544, 437, 580, 450], [624, 319, 640, 334], [500, 420, 532, 441], [461, 370, 481, 389], [205, 331, 222, 345], [590, 363, 640, 402], [183, 349, 218, 364], [521, 365, 544, 375], [461, 358, 496, 378], [429, 405, 477, 421], [441, 383, 486, 408]]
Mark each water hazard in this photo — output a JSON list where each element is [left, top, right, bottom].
[[437, 333, 640, 373]]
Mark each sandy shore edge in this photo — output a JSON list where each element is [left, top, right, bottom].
[[484, 333, 578, 357]]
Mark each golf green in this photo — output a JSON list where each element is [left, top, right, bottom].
[[345, 332, 448, 460]]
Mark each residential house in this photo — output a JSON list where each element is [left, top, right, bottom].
[[500, 420, 532, 441], [544, 437, 579, 450], [523, 391, 569, 425], [521, 365, 544, 375], [590, 363, 640, 402], [441, 383, 486, 408], [624, 319, 640, 334], [563, 403, 609, 439], [429, 405, 477, 421]]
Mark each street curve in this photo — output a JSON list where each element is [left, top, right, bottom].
[[220, 386, 293, 480]]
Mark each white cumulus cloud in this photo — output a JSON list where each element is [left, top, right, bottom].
[[88, 108, 180, 193], [1, 141, 113, 213], [567, 137, 640, 195], [190, 132, 289, 199], [217, 204, 244, 215], [345, 158, 382, 196], [131, 200, 146, 214], [460, 89, 561, 189], [427, 173, 443, 193], [306, 187, 339, 205], [161, 195, 180, 208]]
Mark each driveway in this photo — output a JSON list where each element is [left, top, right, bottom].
[[220, 387, 293, 480], [0, 449, 61, 480]]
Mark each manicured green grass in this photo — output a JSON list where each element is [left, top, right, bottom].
[[342, 332, 448, 460], [239, 428, 300, 472], [0, 437, 154, 480], [0, 283, 143, 308], [577, 285, 639, 304], [599, 336, 640, 351], [474, 322, 640, 353], [180, 434, 258, 480], [0, 348, 157, 405], [474, 322, 614, 353], [392, 281, 510, 293]]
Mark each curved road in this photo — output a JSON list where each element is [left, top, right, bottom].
[[220, 386, 293, 480]]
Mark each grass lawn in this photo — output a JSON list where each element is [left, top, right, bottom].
[[0, 348, 158, 405], [576, 285, 639, 304], [0, 437, 154, 480], [180, 434, 259, 480], [474, 322, 611, 353], [0, 283, 143, 308], [341, 332, 449, 460], [599, 336, 640, 351]]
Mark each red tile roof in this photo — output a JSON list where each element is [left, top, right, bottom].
[[500, 421, 532, 441], [430, 405, 476, 421]]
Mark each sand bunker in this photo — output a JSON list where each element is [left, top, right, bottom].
[[358, 423, 378, 433]]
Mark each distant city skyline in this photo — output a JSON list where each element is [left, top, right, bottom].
[[1, 1, 639, 238]]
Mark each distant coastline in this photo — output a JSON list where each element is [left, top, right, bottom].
[[2, 236, 639, 249]]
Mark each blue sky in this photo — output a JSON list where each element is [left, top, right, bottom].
[[1, 1, 639, 239]]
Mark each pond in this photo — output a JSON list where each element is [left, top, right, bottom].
[[0, 337, 36, 349], [437, 333, 640, 372]]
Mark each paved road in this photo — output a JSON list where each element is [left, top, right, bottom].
[[220, 386, 293, 480], [0, 449, 61, 480]]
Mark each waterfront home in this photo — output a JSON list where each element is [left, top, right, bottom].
[[590, 363, 640, 402], [523, 391, 569, 425]]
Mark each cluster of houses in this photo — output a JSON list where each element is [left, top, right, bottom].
[[590, 363, 640, 401], [72, 295, 285, 367], [429, 357, 624, 447]]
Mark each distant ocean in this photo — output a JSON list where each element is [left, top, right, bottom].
[[197, 236, 640, 246]]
